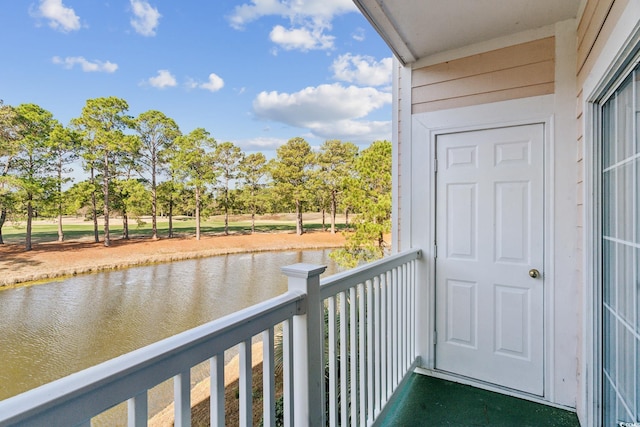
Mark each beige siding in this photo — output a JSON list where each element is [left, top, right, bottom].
[[576, 0, 615, 71], [577, 0, 630, 87], [411, 37, 555, 114], [576, 0, 630, 177]]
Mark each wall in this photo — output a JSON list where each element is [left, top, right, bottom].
[[392, 0, 639, 422], [403, 26, 580, 410], [575, 0, 631, 290], [411, 37, 555, 114], [575, 0, 636, 424], [576, 0, 629, 322]]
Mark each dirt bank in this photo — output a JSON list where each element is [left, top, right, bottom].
[[148, 341, 265, 427], [0, 231, 346, 287]]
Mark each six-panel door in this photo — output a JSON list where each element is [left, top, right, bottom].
[[435, 124, 545, 396]]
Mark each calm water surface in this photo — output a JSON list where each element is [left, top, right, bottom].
[[0, 249, 339, 404]]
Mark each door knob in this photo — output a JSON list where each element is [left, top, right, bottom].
[[529, 269, 540, 279]]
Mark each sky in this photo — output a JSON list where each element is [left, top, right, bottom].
[[0, 0, 393, 159]]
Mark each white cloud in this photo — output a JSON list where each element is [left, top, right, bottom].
[[228, 0, 284, 29], [270, 25, 334, 51], [228, 0, 356, 30], [130, 0, 161, 36], [352, 28, 365, 42], [52, 56, 118, 73], [200, 73, 225, 92], [146, 70, 177, 88], [228, 0, 356, 52], [235, 137, 288, 151], [314, 119, 391, 141], [253, 83, 391, 141], [36, 0, 81, 32], [254, 83, 390, 122], [331, 54, 392, 87], [185, 74, 225, 92]]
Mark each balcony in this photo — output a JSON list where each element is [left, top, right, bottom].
[[0, 248, 579, 426]]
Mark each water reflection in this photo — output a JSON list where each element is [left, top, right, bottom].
[[0, 249, 339, 401]]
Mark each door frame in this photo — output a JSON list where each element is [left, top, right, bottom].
[[433, 124, 546, 395], [411, 95, 558, 403], [582, 20, 640, 426]]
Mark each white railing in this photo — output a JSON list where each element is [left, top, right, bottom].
[[320, 249, 421, 426], [0, 248, 421, 427]]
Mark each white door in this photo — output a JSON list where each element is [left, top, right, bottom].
[[435, 124, 544, 395]]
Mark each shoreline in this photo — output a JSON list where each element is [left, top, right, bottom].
[[0, 231, 347, 288]]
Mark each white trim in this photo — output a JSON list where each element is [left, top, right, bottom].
[[411, 94, 568, 404], [583, 89, 602, 427], [391, 57, 400, 254], [392, 59, 415, 254], [549, 18, 579, 407], [400, 64, 413, 250], [544, 115, 556, 402], [411, 115, 435, 367]]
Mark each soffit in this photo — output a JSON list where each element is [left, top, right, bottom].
[[354, 0, 581, 64]]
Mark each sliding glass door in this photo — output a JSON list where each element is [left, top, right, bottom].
[[601, 65, 640, 425]]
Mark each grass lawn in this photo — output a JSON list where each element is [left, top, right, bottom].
[[0, 213, 348, 245]]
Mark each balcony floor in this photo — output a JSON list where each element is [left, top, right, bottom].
[[379, 373, 581, 426]]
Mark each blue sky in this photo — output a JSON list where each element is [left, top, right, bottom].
[[0, 0, 392, 157]]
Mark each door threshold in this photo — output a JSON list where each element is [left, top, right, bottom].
[[414, 367, 575, 412]]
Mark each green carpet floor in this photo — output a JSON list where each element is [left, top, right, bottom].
[[378, 374, 581, 426]]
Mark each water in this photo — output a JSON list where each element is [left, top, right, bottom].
[[0, 250, 339, 404]]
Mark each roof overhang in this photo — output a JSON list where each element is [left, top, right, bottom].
[[353, 0, 582, 65]]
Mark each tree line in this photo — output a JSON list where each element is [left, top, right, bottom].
[[0, 97, 390, 266]]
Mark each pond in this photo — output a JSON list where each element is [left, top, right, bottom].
[[0, 249, 340, 416]]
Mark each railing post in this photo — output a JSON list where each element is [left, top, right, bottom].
[[282, 263, 327, 427]]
